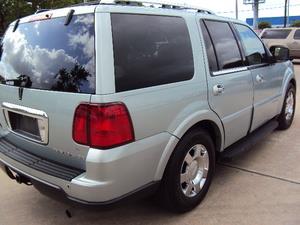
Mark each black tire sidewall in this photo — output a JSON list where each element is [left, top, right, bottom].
[[162, 129, 215, 212], [278, 84, 296, 130]]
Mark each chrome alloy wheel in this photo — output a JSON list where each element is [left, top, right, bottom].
[[180, 144, 209, 198], [285, 91, 295, 121]]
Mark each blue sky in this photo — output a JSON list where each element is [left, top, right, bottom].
[[182, 0, 300, 21]]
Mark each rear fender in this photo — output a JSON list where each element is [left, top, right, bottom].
[[154, 110, 224, 180]]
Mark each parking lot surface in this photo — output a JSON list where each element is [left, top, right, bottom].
[[0, 65, 300, 225]]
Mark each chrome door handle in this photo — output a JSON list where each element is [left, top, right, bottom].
[[256, 75, 264, 83], [213, 84, 225, 95]]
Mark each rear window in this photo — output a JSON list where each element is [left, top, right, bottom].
[[0, 14, 95, 94], [261, 29, 291, 39], [294, 30, 300, 40], [111, 14, 194, 92]]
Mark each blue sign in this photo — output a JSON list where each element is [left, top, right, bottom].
[[246, 16, 300, 27]]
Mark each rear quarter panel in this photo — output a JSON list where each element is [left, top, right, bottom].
[[92, 9, 225, 180], [93, 10, 216, 138]]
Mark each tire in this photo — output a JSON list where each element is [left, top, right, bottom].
[[278, 83, 296, 130], [159, 129, 215, 213]]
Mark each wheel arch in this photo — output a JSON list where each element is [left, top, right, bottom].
[[186, 120, 222, 155], [278, 63, 296, 114], [154, 111, 224, 181], [290, 78, 296, 89]]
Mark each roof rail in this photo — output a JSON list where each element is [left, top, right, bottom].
[[100, 0, 215, 14], [70, 1, 101, 7]]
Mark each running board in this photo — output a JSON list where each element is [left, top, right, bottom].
[[220, 119, 279, 161]]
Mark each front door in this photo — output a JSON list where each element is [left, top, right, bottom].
[[233, 23, 283, 131]]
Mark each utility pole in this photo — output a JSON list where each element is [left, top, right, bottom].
[[284, 0, 287, 27], [287, 0, 290, 24], [236, 0, 239, 19], [252, 0, 259, 29], [284, 0, 290, 27]]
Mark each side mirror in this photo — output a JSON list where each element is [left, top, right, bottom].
[[269, 46, 290, 62]]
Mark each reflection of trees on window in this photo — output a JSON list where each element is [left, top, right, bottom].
[[51, 64, 90, 92], [18, 74, 32, 88], [0, 74, 32, 87]]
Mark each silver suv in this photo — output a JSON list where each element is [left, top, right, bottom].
[[0, 0, 296, 213]]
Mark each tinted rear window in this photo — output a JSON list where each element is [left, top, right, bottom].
[[294, 30, 300, 40], [111, 14, 194, 92], [261, 29, 291, 39], [200, 20, 218, 72], [0, 14, 95, 94]]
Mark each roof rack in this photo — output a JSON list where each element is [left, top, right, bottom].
[[72, 0, 215, 15], [116, 0, 215, 14]]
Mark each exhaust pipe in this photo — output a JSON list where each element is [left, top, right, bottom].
[[15, 174, 22, 184], [5, 166, 32, 186]]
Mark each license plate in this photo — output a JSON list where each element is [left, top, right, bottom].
[[8, 111, 40, 140], [2, 102, 49, 144]]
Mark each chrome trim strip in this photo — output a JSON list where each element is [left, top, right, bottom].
[[1, 102, 49, 145], [2, 102, 48, 118], [212, 67, 248, 76]]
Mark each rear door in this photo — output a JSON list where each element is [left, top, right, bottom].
[[234, 23, 284, 131], [200, 20, 253, 148], [0, 10, 96, 169]]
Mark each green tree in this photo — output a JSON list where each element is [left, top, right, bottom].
[[0, 0, 83, 35], [26, 0, 83, 11], [258, 21, 272, 30], [0, 0, 33, 35], [291, 20, 300, 27]]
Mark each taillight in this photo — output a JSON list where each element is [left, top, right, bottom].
[[73, 103, 134, 149]]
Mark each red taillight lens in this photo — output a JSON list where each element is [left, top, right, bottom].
[[73, 103, 134, 149], [73, 104, 89, 145]]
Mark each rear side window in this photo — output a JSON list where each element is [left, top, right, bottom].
[[200, 21, 218, 72], [235, 24, 267, 66], [204, 20, 243, 70], [261, 29, 291, 39], [111, 14, 194, 92], [294, 30, 300, 40]]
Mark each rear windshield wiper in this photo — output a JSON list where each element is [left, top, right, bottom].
[[65, 9, 75, 26], [0, 43, 3, 61], [2, 75, 32, 88], [13, 19, 20, 32]]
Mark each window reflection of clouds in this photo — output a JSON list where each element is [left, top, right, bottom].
[[34, 21, 41, 36], [0, 15, 95, 93], [1, 29, 76, 88], [68, 14, 95, 89]]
